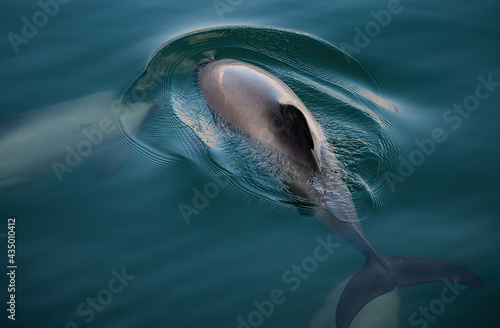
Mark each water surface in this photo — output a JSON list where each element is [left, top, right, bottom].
[[0, 1, 499, 327]]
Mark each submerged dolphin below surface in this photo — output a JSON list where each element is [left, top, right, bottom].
[[198, 58, 484, 328], [309, 278, 401, 328], [0, 92, 117, 187], [0, 92, 153, 188]]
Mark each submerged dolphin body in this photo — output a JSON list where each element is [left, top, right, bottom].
[[197, 59, 483, 328], [309, 278, 401, 328], [0, 92, 116, 187], [0, 92, 150, 188]]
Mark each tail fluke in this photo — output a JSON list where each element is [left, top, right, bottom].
[[382, 254, 484, 287], [336, 257, 396, 328], [336, 254, 484, 328]]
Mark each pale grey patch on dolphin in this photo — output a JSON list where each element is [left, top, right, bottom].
[[0, 92, 115, 185], [308, 278, 401, 328], [0, 91, 155, 187], [197, 58, 483, 328]]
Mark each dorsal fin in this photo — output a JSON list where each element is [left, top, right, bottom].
[[279, 103, 314, 151]]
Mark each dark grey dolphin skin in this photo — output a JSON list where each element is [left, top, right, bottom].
[[197, 59, 484, 328]]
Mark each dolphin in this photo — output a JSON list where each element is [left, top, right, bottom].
[[0, 92, 150, 188], [0, 92, 113, 187], [197, 58, 484, 328]]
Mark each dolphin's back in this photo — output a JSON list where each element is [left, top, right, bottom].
[[198, 59, 322, 171]]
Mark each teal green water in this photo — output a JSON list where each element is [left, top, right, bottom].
[[1, 1, 499, 328]]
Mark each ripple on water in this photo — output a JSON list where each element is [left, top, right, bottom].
[[113, 25, 408, 223]]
